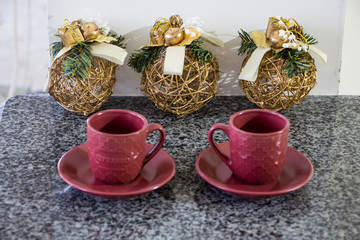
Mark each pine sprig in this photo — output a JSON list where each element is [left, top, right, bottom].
[[127, 46, 165, 73], [274, 49, 312, 78], [108, 32, 127, 49], [304, 33, 318, 45], [188, 40, 213, 64], [238, 29, 257, 56], [51, 41, 65, 58], [61, 42, 93, 79]]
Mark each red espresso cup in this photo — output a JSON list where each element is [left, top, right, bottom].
[[208, 109, 290, 185], [87, 109, 166, 184]]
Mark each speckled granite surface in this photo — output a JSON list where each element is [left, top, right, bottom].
[[0, 94, 359, 239]]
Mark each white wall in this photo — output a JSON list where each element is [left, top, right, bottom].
[[339, 0, 360, 95], [2, 0, 353, 100], [48, 0, 346, 96]]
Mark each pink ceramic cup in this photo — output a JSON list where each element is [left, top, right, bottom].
[[208, 109, 290, 185], [87, 109, 166, 184]]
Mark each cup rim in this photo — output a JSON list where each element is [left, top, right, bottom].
[[87, 109, 148, 136], [229, 109, 290, 136]]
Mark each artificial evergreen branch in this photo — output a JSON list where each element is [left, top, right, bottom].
[[51, 41, 65, 58], [188, 40, 213, 64], [238, 29, 257, 56], [304, 33, 318, 45], [274, 48, 312, 78], [128, 46, 165, 73], [61, 42, 93, 79], [110, 35, 126, 48], [107, 31, 126, 49]]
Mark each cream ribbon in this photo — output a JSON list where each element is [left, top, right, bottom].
[[53, 43, 127, 65], [163, 46, 186, 75], [309, 45, 327, 64], [90, 43, 128, 65], [200, 32, 224, 47], [162, 33, 223, 76], [238, 47, 271, 82], [43, 43, 127, 91]]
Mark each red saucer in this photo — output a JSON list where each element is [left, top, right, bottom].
[[196, 142, 313, 199], [58, 143, 176, 200]]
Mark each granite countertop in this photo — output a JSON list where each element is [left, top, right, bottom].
[[0, 94, 359, 239]]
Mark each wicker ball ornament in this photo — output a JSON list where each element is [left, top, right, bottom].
[[141, 49, 219, 117], [239, 51, 317, 111], [48, 55, 118, 115]]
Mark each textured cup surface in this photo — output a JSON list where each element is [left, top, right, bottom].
[[87, 109, 165, 184], [209, 109, 289, 184]]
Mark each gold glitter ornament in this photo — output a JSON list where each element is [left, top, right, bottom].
[[165, 28, 184, 46], [81, 22, 100, 40]]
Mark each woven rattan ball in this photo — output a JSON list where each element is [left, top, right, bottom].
[[141, 48, 219, 117], [48, 55, 118, 115], [239, 51, 316, 111]]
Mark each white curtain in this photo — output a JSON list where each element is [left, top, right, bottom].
[[0, 0, 49, 101]]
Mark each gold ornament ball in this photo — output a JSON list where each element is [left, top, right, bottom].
[[266, 18, 286, 49], [82, 22, 100, 40], [164, 28, 184, 46], [268, 30, 285, 49]]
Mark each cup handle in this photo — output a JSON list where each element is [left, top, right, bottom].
[[143, 123, 166, 165], [208, 123, 231, 168]]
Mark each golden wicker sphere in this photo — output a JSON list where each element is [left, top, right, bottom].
[[239, 51, 317, 111], [141, 48, 219, 117], [48, 55, 118, 116]]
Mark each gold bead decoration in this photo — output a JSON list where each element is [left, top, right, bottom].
[[267, 30, 285, 49], [164, 28, 184, 46], [81, 22, 100, 40]]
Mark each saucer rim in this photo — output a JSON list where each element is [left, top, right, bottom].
[[195, 142, 313, 196], [57, 143, 176, 197]]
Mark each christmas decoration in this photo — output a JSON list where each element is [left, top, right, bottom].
[[81, 22, 100, 40], [165, 27, 184, 45], [45, 18, 127, 116], [128, 14, 223, 117], [238, 16, 327, 111]]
